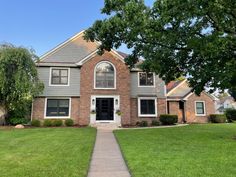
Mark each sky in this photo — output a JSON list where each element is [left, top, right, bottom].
[[0, 0, 154, 57]]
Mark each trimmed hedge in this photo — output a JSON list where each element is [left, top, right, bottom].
[[43, 119, 52, 127], [65, 119, 74, 126], [140, 121, 148, 127], [31, 119, 41, 127], [160, 114, 178, 125], [52, 120, 63, 127], [225, 108, 236, 122], [209, 114, 226, 123]]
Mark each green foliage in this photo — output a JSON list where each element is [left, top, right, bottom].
[[151, 120, 160, 126], [225, 108, 236, 122], [8, 117, 28, 125], [160, 114, 178, 125], [31, 119, 41, 127], [43, 119, 52, 127], [0, 44, 44, 118], [52, 120, 63, 127], [139, 121, 148, 127], [84, 0, 236, 99], [65, 119, 74, 126], [209, 114, 226, 123]]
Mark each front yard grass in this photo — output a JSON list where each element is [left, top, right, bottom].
[[114, 124, 236, 177], [0, 127, 96, 177]]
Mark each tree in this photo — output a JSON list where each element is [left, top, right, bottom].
[[84, 0, 236, 99], [0, 44, 44, 124]]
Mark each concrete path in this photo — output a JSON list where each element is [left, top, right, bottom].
[[87, 127, 131, 177]]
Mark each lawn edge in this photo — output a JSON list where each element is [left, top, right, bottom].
[[85, 127, 97, 177], [113, 130, 133, 177]]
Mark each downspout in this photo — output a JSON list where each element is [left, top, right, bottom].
[[181, 100, 186, 123]]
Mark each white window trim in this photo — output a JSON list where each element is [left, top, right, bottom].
[[138, 97, 157, 117], [94, 61, 116, 89], [195, 101, 206, 116], [137, 72, 156, 88], [44, 97, 71, 119], [49, 67, 70, 86]]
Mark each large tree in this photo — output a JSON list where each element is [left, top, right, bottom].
[[0, 44, 44, 124], [84, 0, 236, 99]]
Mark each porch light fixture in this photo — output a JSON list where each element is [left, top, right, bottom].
[[115, 99, 118, 105]]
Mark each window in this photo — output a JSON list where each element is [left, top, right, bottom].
[[138, 72, 155, 86], [46, 99, 70, 117], [50, 68, 69, 85], [95, 62, 115, 88], [138, 97, 157, 117], [195, 101, 205, 116]]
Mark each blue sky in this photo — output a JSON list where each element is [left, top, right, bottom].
[[0, 0, 154, 56]]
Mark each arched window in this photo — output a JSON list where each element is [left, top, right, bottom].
[[95, 61, 115, 88]]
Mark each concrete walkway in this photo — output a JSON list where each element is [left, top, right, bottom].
[[87, 127, 131, 177]]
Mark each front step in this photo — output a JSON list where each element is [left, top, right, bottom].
[[90, 122, 121, 130]]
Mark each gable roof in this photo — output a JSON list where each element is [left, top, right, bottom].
[[39, 31, 99, 64], [37, 31, 127, 67]]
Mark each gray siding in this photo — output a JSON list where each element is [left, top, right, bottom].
[[38, 67, 80, 96], [130, 72, 166, 98]]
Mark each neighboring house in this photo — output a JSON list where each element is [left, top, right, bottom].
[[32, 31, 166, 126], [32, 31, 216, 125], [216, 96, 236, 114], [166, 80, 217, 123]]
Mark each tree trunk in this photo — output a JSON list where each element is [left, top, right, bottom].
[[0, 105, 7, 125]]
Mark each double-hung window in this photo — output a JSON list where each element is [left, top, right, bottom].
[[138, 97, 157, 117], [46, 99, 70, 117], [138, 72, 155, 87], [50, 68, 69, 86], [195, 101, 205, 116]]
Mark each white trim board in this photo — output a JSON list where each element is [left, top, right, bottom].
[[40, 31, 85, 61], [167, 79, 187, 96], [137, 72, 156, 88], [195, 101, 206, 116], [44, 97, 71, 119], [49, 67, 70, 87], [138, 97, 157, 117], [93, 61, 116, 90]]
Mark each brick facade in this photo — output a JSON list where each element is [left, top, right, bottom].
[[32, 97, 80, 124], [185, 93, 215, 123], [130, 98, 167, 125], [79, 51, 131, 125]]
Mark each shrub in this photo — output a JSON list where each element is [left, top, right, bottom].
[[136, 121, 140, 126], [65, 119, 74, 126], [31, 119, 41, 127], [160, 114, 178, 125], [8, 117, 28, 125], [209, 114, 226, 123], [151, 120, 160, 126], [140, 121, 148, 127], [225, 108, 236, 122], [52, 120, 63, 127], [43, 119, 52, 127]]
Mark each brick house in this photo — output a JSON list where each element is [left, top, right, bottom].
[[167, 80, 217, 123], [32, 31, 216, 125]]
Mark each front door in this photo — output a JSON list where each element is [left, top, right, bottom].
[[96, 98, 114, 121]]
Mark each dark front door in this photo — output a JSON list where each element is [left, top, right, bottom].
[[96, 98, 114, 121]]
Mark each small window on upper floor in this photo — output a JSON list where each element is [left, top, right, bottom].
[[138, 72, 155, 87], [95, 61, 115, 89], [50, 68, 69, 86]]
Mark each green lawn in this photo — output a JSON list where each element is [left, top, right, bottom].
[[0, 127, 96, 177], [114, 124, 236, 177]]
